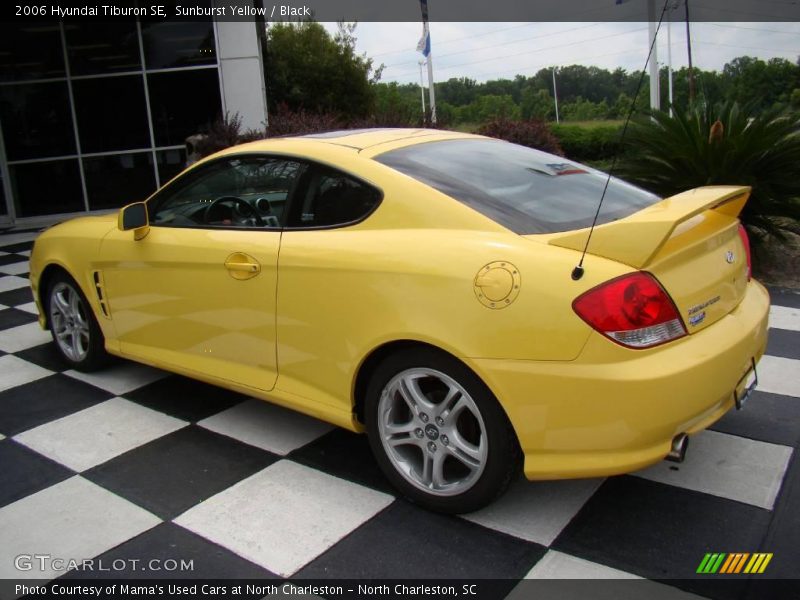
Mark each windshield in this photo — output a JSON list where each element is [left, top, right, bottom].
[[375, 138, 660, 234]]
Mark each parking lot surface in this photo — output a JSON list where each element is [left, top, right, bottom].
[[0, 230, 798, 599]]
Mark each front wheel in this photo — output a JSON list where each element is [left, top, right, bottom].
[[365, 348, 520, 513], [47, 273, 109, 371]]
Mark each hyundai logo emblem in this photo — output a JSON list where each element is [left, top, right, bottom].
[[725, 250, 735, 264]]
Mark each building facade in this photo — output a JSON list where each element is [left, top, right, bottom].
[[0, 15, 268, 227]]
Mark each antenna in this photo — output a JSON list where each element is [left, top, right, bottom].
[[571, 0, 672, 281]]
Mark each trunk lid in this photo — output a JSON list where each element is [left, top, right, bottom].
[[539, 186, 752, 333]]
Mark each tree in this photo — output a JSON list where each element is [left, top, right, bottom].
[[265, 21, 381, 118], [520, 87, 554, 121], [618, 102, 800, 241]]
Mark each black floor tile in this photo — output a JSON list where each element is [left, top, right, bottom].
[[553, 476, 773, 600], [710, 391, 800, 447], [295, 499, 545, 582], [0, 286, 33, 307], [123, 375, 247, 423], [14, 343, 68, 373], [84, 425, 278, 520], [59, 522, 278, 579], [766, 287, 800, 309], [0, 242, 33, 253], [0, 308, 37, 329], [289, 428, 394, 495], [0, 254, 26, 266], [0, 439, 74, 507], [765, 328, 800, 360], [0, 374, 113, 436]]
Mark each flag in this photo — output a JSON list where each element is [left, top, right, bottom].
[[417, 0, 431, 57], [417, 23, 431, 57]]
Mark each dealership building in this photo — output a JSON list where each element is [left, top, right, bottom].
[[0, 14, 268, 227]]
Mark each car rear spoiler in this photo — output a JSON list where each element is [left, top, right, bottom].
[[546, 185, 751, 269]]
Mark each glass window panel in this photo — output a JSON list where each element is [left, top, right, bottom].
[[156, 148, 187, 185], [0, 173, 7, 216], [9, 159, 83, 217], [0, 82, 76, 161], [72, 76, 150, 153], [141, 20, 216, 70], [0, 22, 65, 82], [148, 69, 221, 147], [64, 22, 141, 76], [288, 166, 381, 228], [83, 152, 157, 210]]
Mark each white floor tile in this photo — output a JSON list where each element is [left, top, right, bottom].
[[14, 397, 186, 471], [0, 476, 159, 580], [65, 361, 168, 395], [0, 355, 53, 392], [175, 460, 393, 577], [463, 478, 604, 546], [0, 276, 31, 293], [769, 305, 800, 332], [634, 430, 793, 510], [0, 322, 51, 353], [15, 301, 39, 315], [756, 355, 800, 398], [0, 260, 29, 275], [0, 232, 39, 246], [525, 550, 641, 579], [510, 551, 706, 600], [199, 399, 333, 456]]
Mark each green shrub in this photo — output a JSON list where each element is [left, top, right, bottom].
[[477, 118, 563, 155], [617, 102, 800, 241], [549, 124, 624, 162]]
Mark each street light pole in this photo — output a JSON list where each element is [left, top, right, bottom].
[[552, 67, 560, 124]]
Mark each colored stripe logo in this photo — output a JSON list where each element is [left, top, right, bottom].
[[696, 553, 773, 574]]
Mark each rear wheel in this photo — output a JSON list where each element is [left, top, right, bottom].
[[365, 348, 520, 513], [46, 272, 109, 371]]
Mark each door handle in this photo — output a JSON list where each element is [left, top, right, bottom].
[[224, 253, 261, 280]]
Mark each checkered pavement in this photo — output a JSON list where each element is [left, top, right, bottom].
[[0, 229, 798, 599]]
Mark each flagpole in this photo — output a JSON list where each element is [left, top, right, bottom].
[[418, 59, 427, 122], [427, 52, 437, 124], [418, 0, 437, 125]]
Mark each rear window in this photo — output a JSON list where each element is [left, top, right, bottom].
[[375, 139, 659, 234]]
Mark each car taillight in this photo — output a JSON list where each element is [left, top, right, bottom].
[[572, 272, 687, 349], [738, 224, 752, 281]]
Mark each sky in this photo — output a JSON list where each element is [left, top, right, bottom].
[[320, 21, 800, 84]]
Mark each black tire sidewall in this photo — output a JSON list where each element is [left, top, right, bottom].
[[365, 347, 520, 514], [45, 272, 108, 372]]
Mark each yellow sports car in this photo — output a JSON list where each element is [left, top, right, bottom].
[[29, 129, 769, 513]]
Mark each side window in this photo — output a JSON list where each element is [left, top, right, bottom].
[[150, 157, 304, 228], [288, 166, 381, 228]]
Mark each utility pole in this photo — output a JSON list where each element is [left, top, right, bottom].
[[685, 0, 696, 103], [647, 0, 661, 111], [667, 10, 674, 115], [552, 67, 560, 123]]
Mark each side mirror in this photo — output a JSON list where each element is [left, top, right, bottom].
[[118, 202, 150, 240]]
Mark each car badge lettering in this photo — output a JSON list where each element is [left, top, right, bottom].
[[688, 295, 720, 316], [689, 312, 706, 327]]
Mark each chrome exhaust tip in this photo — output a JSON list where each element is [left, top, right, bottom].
[[666, 433, 688, 463]]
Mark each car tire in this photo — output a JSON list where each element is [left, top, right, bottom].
[[365, 347, 520, 513], [46, 272, 109, 372]]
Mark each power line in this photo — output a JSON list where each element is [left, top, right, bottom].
[[387, 26, 647, 79], [382, 22, 605, 68], [371, 22, 537, 58], [706, 22, 800, 36]]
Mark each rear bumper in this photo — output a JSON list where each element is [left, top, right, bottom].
[[470, 280, 770, 480]]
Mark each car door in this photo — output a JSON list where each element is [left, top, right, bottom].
[[98, 155, 306, 392]]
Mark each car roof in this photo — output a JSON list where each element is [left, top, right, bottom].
[[213, 128, 480, 159]]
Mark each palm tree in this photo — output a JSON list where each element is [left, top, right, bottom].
[[617, 102, 800, 242]]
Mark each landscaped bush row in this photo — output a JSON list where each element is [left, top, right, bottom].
[[548, 124, 625, 162]]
